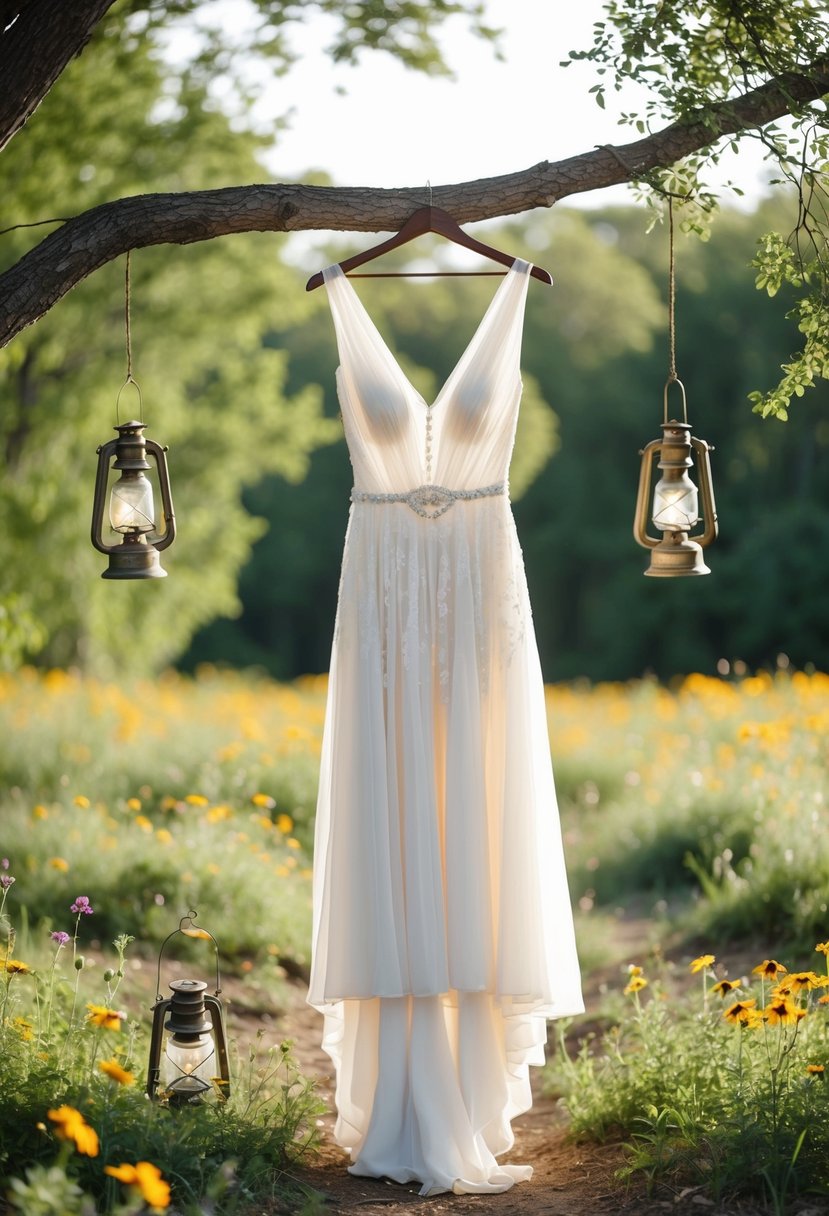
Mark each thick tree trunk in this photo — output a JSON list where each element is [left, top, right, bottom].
[[0, 0, 119, 151], [0, 54, 827, 349]]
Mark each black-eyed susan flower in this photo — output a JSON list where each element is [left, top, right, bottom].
[[788, 971, 822, 993], [624, 975, 648, 996], [712, 979, 740, 998], [105, 1162, 170, 1210], [86, 1003, 124, 1031], [690, 954, 715, 973], [764, 997, 806, 1026], [99, 1058, 135, 1085], [807, 1064, 825, 1077], [724, 998, 758, 1026], [752, 959, 787, 980], [47, 1105, 99, 1157]]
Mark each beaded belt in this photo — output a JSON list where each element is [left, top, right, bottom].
[[351, 482, 505, 520]]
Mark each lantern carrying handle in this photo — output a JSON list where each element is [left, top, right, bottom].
[[154, 910, 222, 1003], [663, 376, 688, 425], [115, 374, 143, 427]]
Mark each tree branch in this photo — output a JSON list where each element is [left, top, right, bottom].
[[1, 54, 827, 349], [0, 0, 119, 151]]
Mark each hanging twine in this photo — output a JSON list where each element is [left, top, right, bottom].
[[116, 249, 143, 425], [663, 198, 688, 424]]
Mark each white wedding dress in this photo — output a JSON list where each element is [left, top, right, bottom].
[[308, 259, 584, 1197]]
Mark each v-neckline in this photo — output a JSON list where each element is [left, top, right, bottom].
[[330, 259, 523, 411]]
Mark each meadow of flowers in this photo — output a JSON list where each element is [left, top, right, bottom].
[[1, 663, 828, 1211]]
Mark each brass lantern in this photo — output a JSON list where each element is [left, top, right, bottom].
[[147, 913, 230, 1105], [633, 380, 718, 576], [91, 420, 175, 579]]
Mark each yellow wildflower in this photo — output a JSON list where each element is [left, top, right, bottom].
[[134, 815, 153, 832], [815, 941, 829, 956], [624, 976, 648, 996], [47, 1106, 99, 1157], [33, 804, 49, 819], [105, 1162, 170, 1210], [13, 1016, 33, 1040], [155, 828, 173, 845], [807, 1064, 825, 1076], [690, 954, 716, 973], [276, 813, 293, 835], [627, 964, 644, 977], [185, 794, 208, 806], [752, 959, 787, 980], [764, 997, 806, 1026], [287, 837, 301, 850], [252, 793, 275, 809], [788, 971, 821, 993], [86, 1003, 123, 1031], [126, 797, 142, 811], [48, 857, 69, 872], [73, 795, 90, 809], [99, 1058, 135, 1085], [724, 998, 758, 1026], [712, 979, 740, 997], [4, 959, 32, 974], [819, 994, 829, 1006]]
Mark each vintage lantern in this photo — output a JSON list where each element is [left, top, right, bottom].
[[634, 379, 718, 576], [147, 912, 230, 1105], [91, 419, 175, 579]]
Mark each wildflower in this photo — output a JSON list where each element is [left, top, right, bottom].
[[627, 964, 644, 977], [276, 813, 293, 835], [788, 971, 822, 993], [126, 797, 142, 811], [86, 1003, 124, 1031], [690, 954, 716, 973], [0, 874, 15, 890], [252, 792, 275, 809], [73, 795, 90, 809], [287, 837, 301, 850], [4, 959, 32, 974], [155, 828, 173, 845], [47, 1106, 99, 1157], [135, 815, 153, 832], [70, 895, 94, 915], [752, 959, 787, 980], [712, 979, 740, 997], [33, 804, 48, 819], [724, 998, 758, 1025], [50, 931, 71, 947], [1, 858, 7, 869], [816, 941, 829, 956], [104, 1162, 170, 1210], [764, 997, 806, 1026], [13, 1016, 33, 1040], [624, 975, 648, 995], [807, 1064, 825, 1076], [819, 995, 829, 1006], [185, 793, 209, 806], [48, 857, 69, 872], [99, 1058, 135, 1085]]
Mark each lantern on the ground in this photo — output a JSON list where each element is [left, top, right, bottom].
[[91, 420, 175, 579], [633, 380, 717, 576], [147, 913, 230, 1105]]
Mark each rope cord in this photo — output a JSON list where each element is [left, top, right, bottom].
[[668, 197, 677, 384], [116, 250, 143, 425]]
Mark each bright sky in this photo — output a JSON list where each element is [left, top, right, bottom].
[[254, 0, 771, 210]]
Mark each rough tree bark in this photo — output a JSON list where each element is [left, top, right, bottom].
[[0, 53, 827, 350], [0, 0, 119, 151]]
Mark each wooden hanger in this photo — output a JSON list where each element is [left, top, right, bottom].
[[305, 206, 553, 291]]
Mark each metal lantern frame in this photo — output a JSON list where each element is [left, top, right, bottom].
[[147, 911, 230, 1104], [633, 378, 718, 576], [91, 418, 176, 579]]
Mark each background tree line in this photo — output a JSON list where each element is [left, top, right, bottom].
[[0, 4, 826, 681]]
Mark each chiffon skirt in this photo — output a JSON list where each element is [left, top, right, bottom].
[[309, 498, 583, 1195]]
